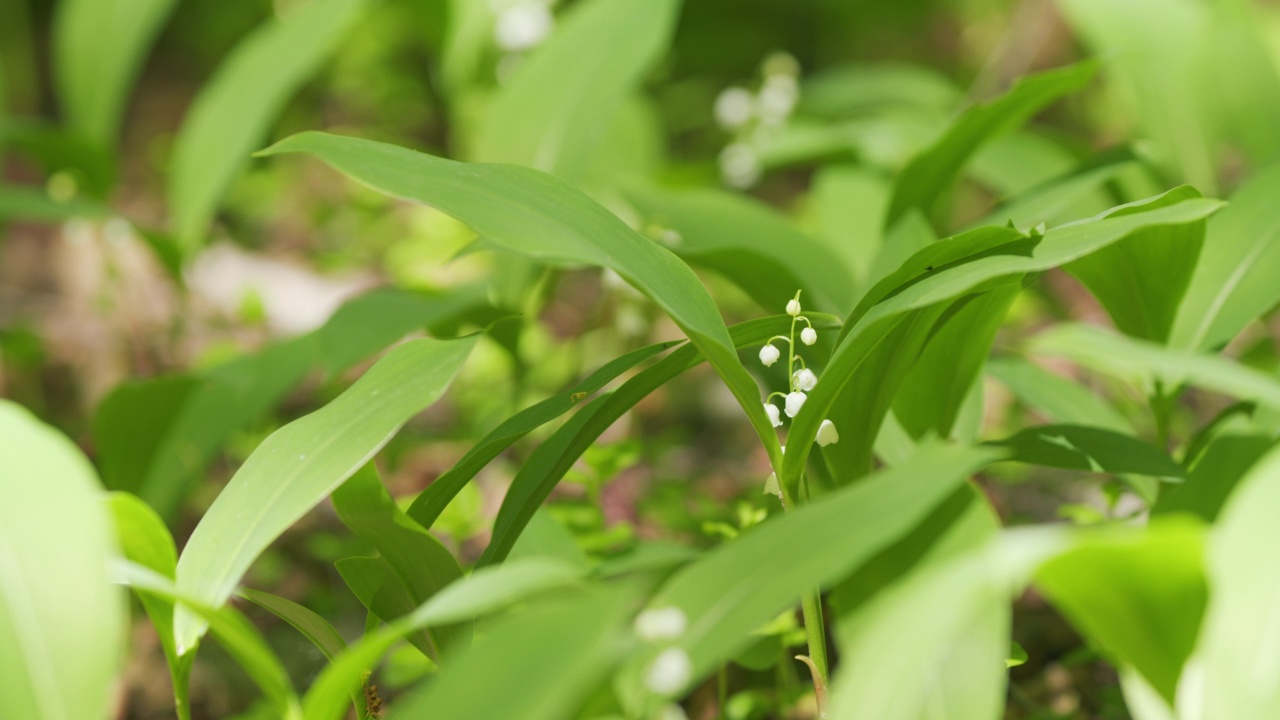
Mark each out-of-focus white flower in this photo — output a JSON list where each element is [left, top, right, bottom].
[[714, 87, 755, 130], [800, 326, 817, 346], [494, 2, 554, 52], [646, 647, 693, 696], [635, 607, 688, 642], [786, 298, 801, 316], [763, 472, 781, 498], [816, 419, 840, 446], [759, 343, 781, 366], [763, 51, 800, 79], [719, 143, 761, 189], [793, 368, 817, 392], [784, 391, 807, 418], [764, 402, 782, 428], [758, 74, 799, 125]]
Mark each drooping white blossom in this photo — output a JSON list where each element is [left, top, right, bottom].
[[800, 326, 817, 346], [759, 343, 781, 367], [494, 1, 554, 52], [719, 143, 761, 188], [816, 419, 840, 446], [793, 368, 817, 392], [784, 391, 807, 417], [634, 607, 688, 642], [764, 402, 782, 428], [763, 472, 781, 498], [714, 87, 755, 130], [786, 298, 801, 316], [646, 647, 693, 695]]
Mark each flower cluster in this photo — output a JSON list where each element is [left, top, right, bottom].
[[760, 292, 840, 447], [715, 52, 802, 189], [635, 606, 693, 698]]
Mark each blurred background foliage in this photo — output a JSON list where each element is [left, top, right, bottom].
[[4, 0, 1280, 717]]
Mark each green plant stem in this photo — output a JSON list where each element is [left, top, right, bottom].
[[799, 592, 829, 712]]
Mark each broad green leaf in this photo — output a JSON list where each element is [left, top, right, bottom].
[[810, 164, 890, 291], [1155, 433, 1276, 522], [334, 555, 435, 658], [331, 465, 467, 659], [968, 131, 1077, 200], [643, 444, 1002, 683], [507, 507, 593, 571], [407, 339, 680, 529], [988, 424, 1184, 479], [0, 184, 109, 221], [304, 559, 587, 720], [972, 157, 1136, 232], [1171, 164, 1280, 351], [1195, 444, 1280, 718], [388, 588, 632, 720], [169, 0, 366, 254], [782, 194, 1224, 490], [1207, 1, 1280, 165], [1028, 323, 1280, 412], [0, 116, 116, 197], [471, 0, 678, 181], [623, 185, 856, 313], [52, 0, 178, 148], [1065, 185, 1206, 342], [1057, 0, 1217, 192], [1036, 517, 1207, 704], [113, 561, 302, 719], [986, 355, 1133, 433], [238, 588, 347, 661], [259, 132, 782, 467], [476, 315, 841, 567], [885, 60, 1098, 229], [106, 492, 194, 719], [894, 284, 1020, 439], [799, 63, 960, 120], [0, 401, 126, 720], [174, 335, 477, 654]]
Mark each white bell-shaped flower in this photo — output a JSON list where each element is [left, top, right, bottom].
[[634, 607, 688, 642], [763, 472, 781, 498], [714, 87, 754, 130], [793, 368, 817, 392], [784, 391, 807, 417], [764, 402, 782, 427], [759, 343, 780, 367], [646, 647, 693, 695], [786, 298, 801, 316], [800, 326, 817, 346], [816, 419, 840, 446], [494, 2, 554, 52]]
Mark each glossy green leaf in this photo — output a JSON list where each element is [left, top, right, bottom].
[[259, 131, 781, 468], [623, 185, 856, 313], [476, 315, 841, 567], [113, 561, 302, 719], [986, 355, 1133, 433], [388, 588, 632, 720], [885, 60, 1097, 229], [174, 335, 477, 654], [52, 0, 178, 147], [472, 0, 678, 181], [169, 0, 366, 253], [407, 339, 680, 530], [334, 554, 435, 659], [1193, 445, 1280, 716], [989, 424, 1184, 479], [304, 559, 587, 720], [1066, 186, 1206, 342], [1028, 323, 1280, 412], [974, 157, 1136, 232], [1155, 433, 1275, 522], [0, 401, 126, 720], [332, 464, 466, 659], [1036, 517, 1207, 704], [238, 588, 347, 661], [810, 164, 890, 292], [645, 444, 1001, 683], [782, 194, 1223, 491], [1171, 164, 1280, 351]]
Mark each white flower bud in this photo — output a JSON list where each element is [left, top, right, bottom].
[[816, 419, 840, 446], [784, 391, 807, 418], [646, 647, 693, 695], [786, 298, 801, 316], [719, 143, 761, 188], [494, 2, 554, 52], [764, 402, 782, 428], [793, 368, 817, 392], [714, 87, 755, 130], [763, 472, 781, 497], [759, 343, 780, 366], [800, 326, 817, 346], [634, 607, 688, 642]]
